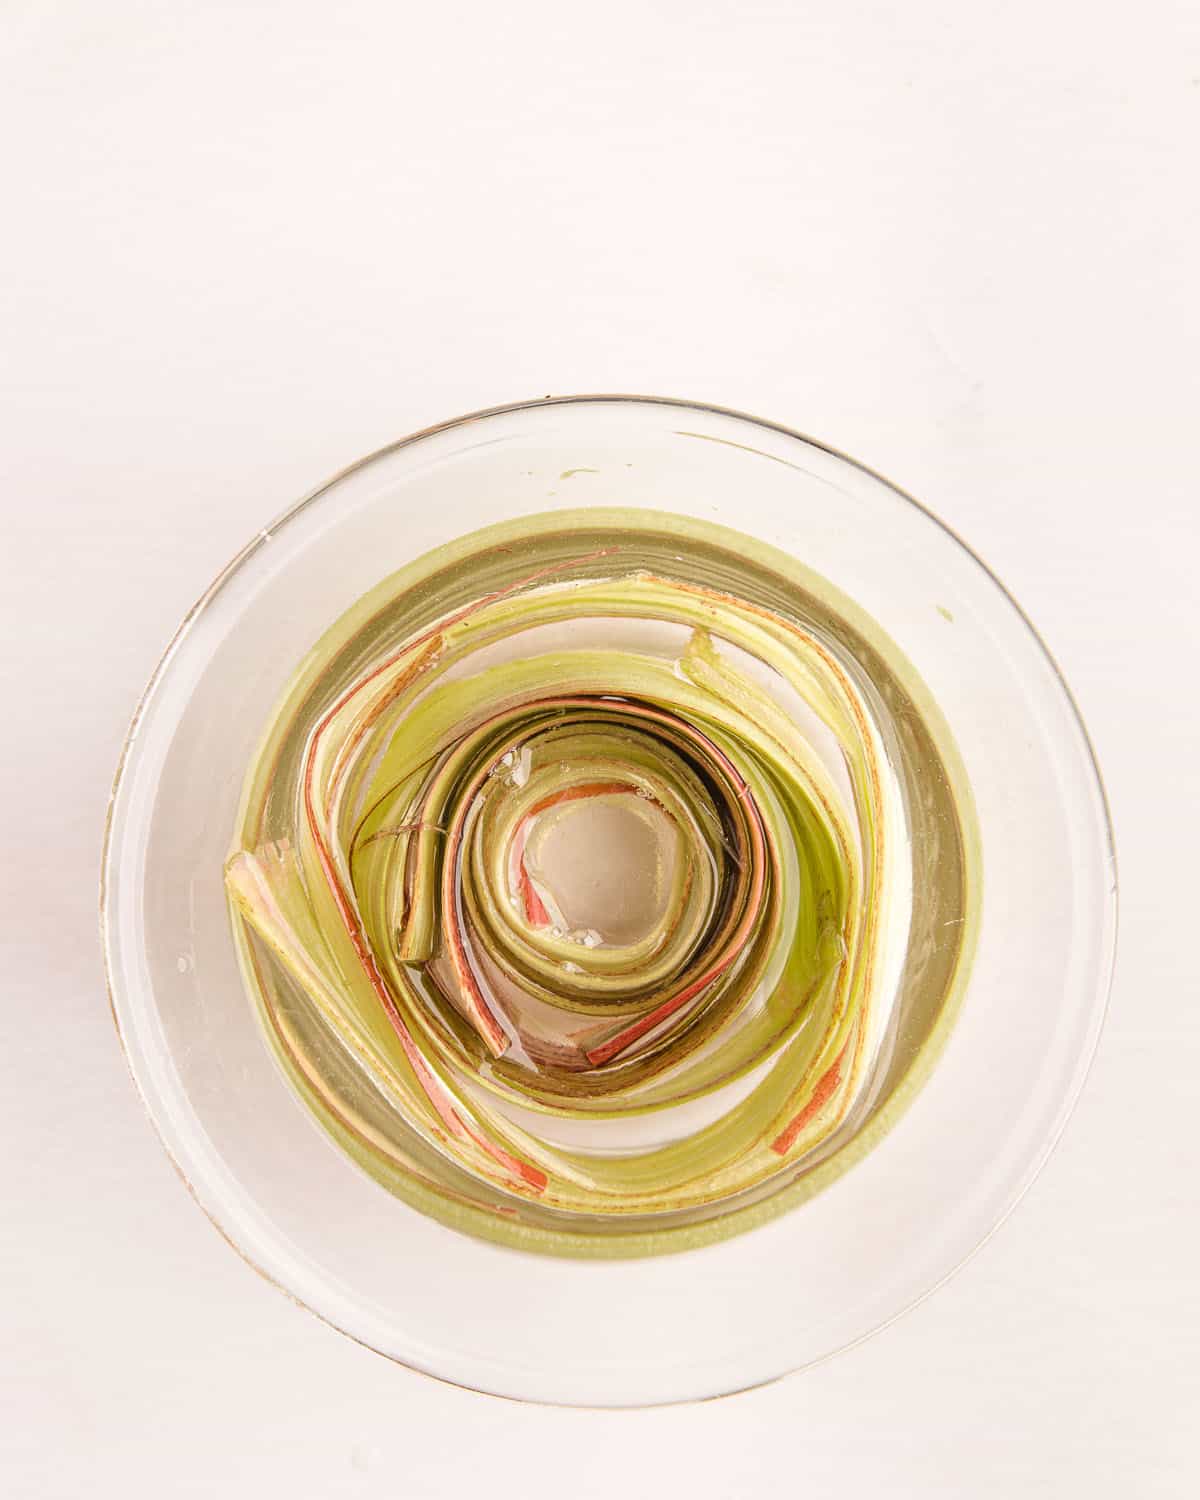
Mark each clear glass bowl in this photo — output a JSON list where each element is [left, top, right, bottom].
[[102, 396, 1115, 1406]]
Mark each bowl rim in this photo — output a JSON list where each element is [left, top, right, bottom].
[[100, 393, 1118, 1407]]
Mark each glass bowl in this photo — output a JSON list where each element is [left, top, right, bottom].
[[102, 396, 1115, 1406]]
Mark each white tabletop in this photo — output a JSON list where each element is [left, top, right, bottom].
[[3, 3, 1197, 1495]]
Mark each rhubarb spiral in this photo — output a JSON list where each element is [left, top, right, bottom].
[[226, 511, 977, 1255]]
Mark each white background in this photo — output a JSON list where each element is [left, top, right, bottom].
[[3, 2, 1198, 1495]]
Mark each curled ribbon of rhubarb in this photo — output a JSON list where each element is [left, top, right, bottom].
[[225, 511, 973, 1248]]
